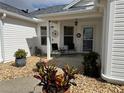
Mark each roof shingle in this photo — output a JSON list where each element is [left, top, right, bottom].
[[29, 4, 94, 17], [0, 2, 30, 17], [0, 2, 94, 18]]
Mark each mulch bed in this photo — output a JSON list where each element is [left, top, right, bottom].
[[71, 75, 124, 93], [0, 56, 124, 93], [0, 56, 41, 81]]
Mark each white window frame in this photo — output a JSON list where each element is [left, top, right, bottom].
[[40, 26, 47, 45], [64, 26, 74, 45], [83, 27, 94, 52]]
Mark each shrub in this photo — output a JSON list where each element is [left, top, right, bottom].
[[82, 51, 100, 78], [14, 49, 27, 59], [34, 63, 78, 93]]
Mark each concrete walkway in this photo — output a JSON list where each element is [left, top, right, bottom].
[[50, 54, 83, 73], [0, 77, 42, 93]]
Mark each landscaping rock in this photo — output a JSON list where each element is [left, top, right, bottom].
[[71, 75, 124, 93], [0, 56, 124, 93], [0, 56, 44, 81]]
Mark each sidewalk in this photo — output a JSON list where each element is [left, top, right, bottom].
[[0, 76, 42, 93]]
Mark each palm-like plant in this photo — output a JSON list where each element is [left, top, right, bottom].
[[34, 63, 58, 93], [62, 65, 77, 90], [34, 62, 78, 93]]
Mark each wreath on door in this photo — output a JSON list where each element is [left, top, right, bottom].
[[52, 30, 58, 38], [76, 33, 81, 38]]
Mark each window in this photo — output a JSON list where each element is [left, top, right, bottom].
[[64, 26, 74, 50], [41, 26, 47, 45], [83, 27, 93, 52]]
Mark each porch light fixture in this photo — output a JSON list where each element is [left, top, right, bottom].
[[75, 19, 78, 26]]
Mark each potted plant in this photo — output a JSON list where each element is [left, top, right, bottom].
[[34, 62, 78, 93], [14, 49, 27, 67], [82, 51, 100, 78]]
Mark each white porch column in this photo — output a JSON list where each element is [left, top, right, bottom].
[[0, 20, 4, 63], [47, 21, 51, 60], [0, 20, 3, 62]]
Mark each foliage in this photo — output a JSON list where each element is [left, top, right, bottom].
[[34, 62, 78, 93], [36, 61, 44, 70], [61, 64, 77, 90], [82, 51, 100, 78], [14, 49, 27, 59]]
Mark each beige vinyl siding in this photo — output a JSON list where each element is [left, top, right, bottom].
[[111, 0, 124, 78], [3, 17, 37, 62]]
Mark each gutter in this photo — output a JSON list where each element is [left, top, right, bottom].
[[0, 13, 6, 63], [0, 9, 44, 23], [37, 6, 97, 18], [36, 5, 100, 18], [36, 0, 102, 18]]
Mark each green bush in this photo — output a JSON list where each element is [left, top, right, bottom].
[[82, 51, 100, 78], [14, 49, 27, 59]]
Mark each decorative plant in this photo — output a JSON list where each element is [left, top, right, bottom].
[[34, 62, 78, 93], [14, 49, 27, 67], [61, 65, 77, 90], [14, 49, 27, 59], [82, 51, 100, 78], [36, 61, 45, 70]]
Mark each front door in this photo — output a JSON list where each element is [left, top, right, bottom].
[[64, 26, 74, 50], [83, 27, 93, 52]]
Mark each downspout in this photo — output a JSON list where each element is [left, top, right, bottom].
[[0, 13, 6, 63]]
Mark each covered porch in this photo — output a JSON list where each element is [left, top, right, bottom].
[[37, 8, 103, 59]]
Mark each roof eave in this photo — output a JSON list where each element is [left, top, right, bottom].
[[0, 9, 43, 23], [37, 7, 97, 18]]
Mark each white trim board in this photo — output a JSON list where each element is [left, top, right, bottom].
[[63, 0, 81, 10]]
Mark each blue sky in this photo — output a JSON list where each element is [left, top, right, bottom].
[[0, 0, 73, 11]]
